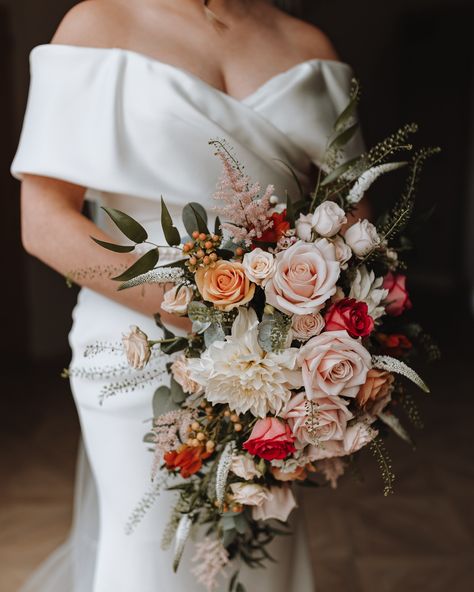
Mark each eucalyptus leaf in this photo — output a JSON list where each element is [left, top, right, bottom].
[[320, 156, 361, 187], [188, 301, 211, 322], [236, 583, 247, 592], [223, 529, 238, 550], [285, 192, 296, 226], [182, 202, 209, 236], [214, 215, 222, 236], [329, 122, 360, 151], [143, 432, 155, 444], [170, 377, 186, 404], [257, 312, 291, 353], [274, 158, 304, 199], [160, 196, 181, 246], [204, 322, 225, 347], [233, 513, 248, 535], [91, 237, 136, 253], [221, 515, 236, 531], [334, 81, 360, 131], [152, 386, 179, 417], [112, 249, 159, 281], [102, 207, 148, 243]]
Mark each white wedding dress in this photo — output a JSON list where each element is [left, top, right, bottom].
[[11, 44, 363, 592]]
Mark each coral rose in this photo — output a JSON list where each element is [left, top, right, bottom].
[[382, 272, 412, 316], [298, 330, 371, 400], [195, 260, 255, 311], [357, 369, 394, 415], [243, 418, 296, 461], [325, 297, 375, 338], [265, 239, 340, 316], [164, 445, 211, 478]]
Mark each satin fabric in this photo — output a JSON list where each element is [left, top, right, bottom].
[[11, 43, 363, 592]]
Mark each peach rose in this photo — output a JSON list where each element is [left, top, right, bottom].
[[252, 485, 297, 522], [242, 248, 275, 286], [282, 392, 353, 447], [271, 464, 309, 481], [171, 355, 202, 395], [264, 239, 340, 316], [297, 330, 371, 400], [291, 312, 325, 341], [357, 369, 394, 415], [195, 260, 255, 311], [161, 284, 194, 316]]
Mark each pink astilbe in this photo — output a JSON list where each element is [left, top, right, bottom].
[[212, 144, 274, 246], [152, 410, 194, 479], [191, 537, 229, 591]]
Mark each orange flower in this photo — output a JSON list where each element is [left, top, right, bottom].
[[195, 260, 255, 311], [164, 445, 211, 478], [356, 369, 394, 414]]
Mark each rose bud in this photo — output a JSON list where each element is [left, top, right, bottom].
[[324, 297, 374, 338], [122, 325, 151, 370], [344, 219, 380, 257], [312, 201, 347, 238], [243, 418, 296, 461], [382, 272, 412, 316]]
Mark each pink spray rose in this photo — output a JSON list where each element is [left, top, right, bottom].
[[243, 418, 296, 461], [382, 272, 412, 316], [297, 330, 372, 400]]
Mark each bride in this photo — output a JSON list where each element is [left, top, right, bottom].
[[12, 0, 364, 590]]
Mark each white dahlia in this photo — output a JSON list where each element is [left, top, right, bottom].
[[187, 308, 302, 418], [349, 265, 389, 320]]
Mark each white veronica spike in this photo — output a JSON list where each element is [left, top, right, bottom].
[[119, 267, 184, 289], [347, 162, 407, 204], [215, 442, 235, 507], [372, 355, 430, 393], [173, 514, 193, 572], [378, 411, 414, 446]]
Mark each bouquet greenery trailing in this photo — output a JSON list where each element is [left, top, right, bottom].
[[77, 82, 440, 591]]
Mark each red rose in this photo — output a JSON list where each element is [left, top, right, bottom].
[[258, 210, 290, 244], [164, 445, 211, 478], [383, 272, 412, 316], [376, 333, 413, 357], [243, 417, 296, 461], [324, 298, 374, 338]]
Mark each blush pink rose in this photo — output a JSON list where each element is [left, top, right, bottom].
[[297, 330, 371, 400], [252, 485, 297, 522], [382, 272, 412, 316], [307, 422, 377, 460], [243, 418, 296, 461], [291, 312, 325, 341], [264, 239, 340, 316], [282, 392, 353, 447]]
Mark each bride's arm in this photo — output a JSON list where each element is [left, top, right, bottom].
[[20, 174, 190, 330]]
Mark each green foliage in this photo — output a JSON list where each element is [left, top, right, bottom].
[[90, 237, 136, 253], [257, 311, 292, 353], [369, 436, 395, 496], [111, 249, 159, 281], [161, 196, 181, 246], [102, 207, 148, 243], [153, 385, 180, 417], [182, 202, 209, 235]]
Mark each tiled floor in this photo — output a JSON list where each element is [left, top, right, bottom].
[[1, 321, 473, 592]]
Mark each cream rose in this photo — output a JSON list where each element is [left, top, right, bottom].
[[252, 485, 297, 522], [282, 392, 353, 447], [161, 284, 194, 316], [312, 201, 347, 237], [230, 483, 269, 507], [291, 312, 325, 341], [122, 326, 151, 370], [242, 248, 275, 286], [307, 422, 377, 460], [295, 213, 314, 241], [330, 235, 352, 269], [344, 219, 380, 257], [195, 260, 255, 311], [264, 239, 340, 316], [230, 455, 262, 480], [297, 330, 371, 400]]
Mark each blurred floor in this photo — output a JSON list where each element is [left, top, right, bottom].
[[0, 318, 473, 592]]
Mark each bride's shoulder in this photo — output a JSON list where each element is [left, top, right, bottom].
[[50, 0, 128, 47], [268, 6, 340, 62]]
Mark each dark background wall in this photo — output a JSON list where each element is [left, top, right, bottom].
[[1, 0, 473, 366]]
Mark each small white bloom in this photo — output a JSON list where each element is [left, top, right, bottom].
[[349, 265, 388, 320], [295, 213, 314, 242], [312, 201, 347, 238], [331, 235, 352, 269], [230, 455, 262, 480], [344, 219, 380, 257], [242, 248, 275, 286], [122, 326, 151, 370]]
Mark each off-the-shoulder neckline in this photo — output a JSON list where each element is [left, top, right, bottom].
[[31, 43, 353, 104]]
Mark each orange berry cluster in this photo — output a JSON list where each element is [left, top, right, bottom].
[[186, 420, 216, 453], [183, 231, 222, 272]]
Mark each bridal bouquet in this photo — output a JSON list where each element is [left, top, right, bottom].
[[90, 84, 439, 591]]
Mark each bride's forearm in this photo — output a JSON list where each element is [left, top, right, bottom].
[[20, 175, 190, 330]]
